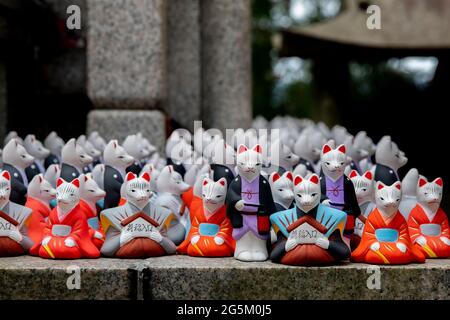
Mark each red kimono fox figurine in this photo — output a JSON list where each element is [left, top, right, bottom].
[[26, 174, 56, 252], [408, 176, 450, 258], [78, 173, 106, 250], [31, 177, 100, 259], [351, 181, 424, 264], [178, 177, 235, 257]]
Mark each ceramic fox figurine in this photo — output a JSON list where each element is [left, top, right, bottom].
[[319, 141, 360, 243], [60, 138, 93, 181], [270, 174, 349, 266], [44, 131, 64, 168], [0, 170, 34, 256], [79, 174, 106, 250], [31, 177, 100, 259], [269, 171, 294, 212], [178, 177, 235, 257], [226, 144, 276, 262], [24, 135, 50, 181], [348, 170, 376, 250], [2, 139, 35, 205], [102, 140, 134, 209], [26, 174, 56, 251], [100, 172, 176, 258], [374, 136, 408, 185], [351, 181, 425, 264], [407, 176, 450, 258]]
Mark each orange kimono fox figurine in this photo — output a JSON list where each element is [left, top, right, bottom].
[[31, 178, 100, 259], [178, 177, 235, 257], [351, 181, 425, 264], [26, 174, 56, 251], [408, 176, 450, 258]]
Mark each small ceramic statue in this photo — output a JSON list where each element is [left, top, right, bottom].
[[268, 139, 299, 175], [88, 131, 107, 166], [44, 131, 64, 168], [78, 174, 106, 250], [398, 168, 419, 219], [270, 174, 349, 266], [343, 135, 368, 175], [226, 144, 276, 262], [319, 141, 361, 242], [100, 172, 177, 258], [178, 177, 235, 257], [24, 134, 50, 181], [374, 136, 408, 185], [407, 176, 450, 258], [293, 133, 318, 174], [152, 165, 190, 245], [123, 134, 150, 175], [31, 177, 100, 259], [210, 138, 236, 187], [102, 140, 134, 209], [25, 174, 56, 251], [77, 135, 101, 173], [60, 138, 93, 181], [348, 170, 376, 250], [2, 139, 35, 205], [351, 181, 425, 264], [0, 171, 34, 256], [268, 171, 294, 212]]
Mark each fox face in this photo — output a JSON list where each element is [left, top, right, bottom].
[[103, 140, 134, 169], [269, 171, 294, 209], [24, 135, 50, 160], [321, 142, 349, 181], [124, 172, 152, 209], [201, 177, 227, 214], [156, 165, 189, 195], [28, 174, 56, 203], [56, 178, 80, 212], [236, 144, 263, 182], [375, 181, 402, 218], [417, 176, 443, 213], [79, 173, 106, 204], [293, 174, 321, 213], [2, 139, 35, 169]]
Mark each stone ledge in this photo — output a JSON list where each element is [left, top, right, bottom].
[[0, 256, 448, 300]]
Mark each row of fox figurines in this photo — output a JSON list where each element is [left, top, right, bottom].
[[0, 124, 448, 266]]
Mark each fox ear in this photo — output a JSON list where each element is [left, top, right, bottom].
[[294, 175, 303, 186], [57, 178, 64, 187], [168, 165, 173, 173], [349, 170, 358, 178], [285, 172, 293, 182], [322, 144, 332, 154], [271, 172, 280, 182], [394, 182, 401, 190], [141, 172, 151, 182], [252, 144, 262, 154], [1, 171, 10, 181], [418, 177, 427, 187], [337, 144, 346, 154], [364, 171, 373, 180], [309, 174, 319, 184], [377, 181, 385, 190], [84, 175, 89, 182], [71, 178, 80, 188], [433, 177, 443, 187], [38, 175, 43, 183], [126, 172, 136, 181], [203, 178, 209, 186], [238, 144, 248, 154], [218, 178, 227, 187]]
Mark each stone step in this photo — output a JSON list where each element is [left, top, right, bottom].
[[0, 256, 448, 300]]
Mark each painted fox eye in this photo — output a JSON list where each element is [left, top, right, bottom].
[[131, 190, 136, 193], [326, 162, 330, 166], [297, 194, 302, 197], [216, 195, 222, 198], [311, 193, 317, 197], [380, 197, 384, 201], [278, 189, 283, 192], [340, 162, 344, 165], [89, 189, 95, 193]]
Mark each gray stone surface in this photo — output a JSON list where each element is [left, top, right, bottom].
[[167, 0, 201, 132], [144, 256, 450, 300], [87, 0, 167, 109], [86, 109, 166, 154], [201, 0, 252, 131], [0, 256, 449, 300], [0, 256, 140, 299]]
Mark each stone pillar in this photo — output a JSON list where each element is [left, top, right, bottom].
[[86, 0, 167, 150], [201, 0, 252, 132], [167, 0, 201, 132]]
